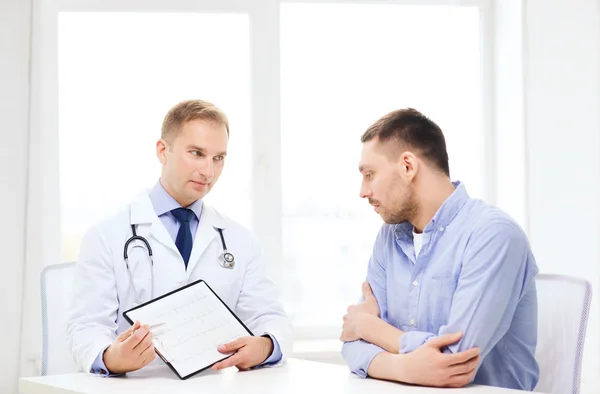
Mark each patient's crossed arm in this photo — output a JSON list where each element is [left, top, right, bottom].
[[340, 282, 405, 353], [340, 282, 480, 388]]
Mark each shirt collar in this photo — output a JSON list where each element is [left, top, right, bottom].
[[148, 179, 203, 221], [394, 181, 469, 238]]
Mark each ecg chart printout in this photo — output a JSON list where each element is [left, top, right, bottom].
[[123, 280, 252, 379]]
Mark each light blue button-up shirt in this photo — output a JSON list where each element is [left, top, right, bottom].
[[91, 181, 282, 375], [341, 182, 540, 390]]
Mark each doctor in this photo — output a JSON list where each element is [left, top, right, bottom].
[[67, 99, 292, 376]]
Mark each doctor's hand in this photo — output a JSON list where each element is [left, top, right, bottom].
[[211, 336, 274, 371], [340, 281, 381, 342], [103, 321, 157, 374]]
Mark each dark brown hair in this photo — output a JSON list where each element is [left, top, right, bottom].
[[361, 108, 449, 176]]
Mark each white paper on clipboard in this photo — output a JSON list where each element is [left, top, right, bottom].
[[124, 280, 251, 378]]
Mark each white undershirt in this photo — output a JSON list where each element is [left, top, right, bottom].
[[413, 231, 424, 258]]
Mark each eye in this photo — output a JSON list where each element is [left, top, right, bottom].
[[191, 150, 203, 157], [365, 173, 373, 180], [214, 155, 224, 162]]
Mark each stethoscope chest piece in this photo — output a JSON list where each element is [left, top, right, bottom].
[[219, 251, 235, 269], [215, 226, 235, 269]]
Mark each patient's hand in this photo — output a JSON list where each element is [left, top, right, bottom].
[[367, 333, 479, 388], [340, 282, 380, 341], [357, 281, 380, 317], [401, 332, 480, 388]]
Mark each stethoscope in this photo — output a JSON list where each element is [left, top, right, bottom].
[[123, 221, 235, 303]]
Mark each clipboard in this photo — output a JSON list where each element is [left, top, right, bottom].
[[123, 279, 253, 380]]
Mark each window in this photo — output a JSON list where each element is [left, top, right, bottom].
[[49, 0, 488, 335], [58, 12, 251, 262], [280, 3, 483, 329]]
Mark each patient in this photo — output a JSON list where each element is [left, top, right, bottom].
[[341, 108, 539, 390]]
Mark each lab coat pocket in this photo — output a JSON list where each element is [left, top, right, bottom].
[[427, 275, 458, 331], [202, 262, 243, 309]]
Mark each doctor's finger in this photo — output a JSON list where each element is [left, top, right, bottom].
[[125, 325, 150, 349], [143, 351, 157, 367], [139, 344, 156, 364], [118, 321, 141, 342], [132, 330, 153, 352], [134, 332, 154, 355], [217, 337, 247, 353], [211, 354, 244, 371]]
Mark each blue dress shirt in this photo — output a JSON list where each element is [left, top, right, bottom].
[[342, 182, 540, 390]]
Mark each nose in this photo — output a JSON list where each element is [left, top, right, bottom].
[[198, 157, 215, 180], [359, 181, 371, 199]]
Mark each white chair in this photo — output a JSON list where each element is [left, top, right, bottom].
[[534, 273, 592, 394], [40, 262, 79, 375]]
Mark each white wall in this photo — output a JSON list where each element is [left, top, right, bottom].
[[524, 0, 600, 392], [0, 0, 31, 393]]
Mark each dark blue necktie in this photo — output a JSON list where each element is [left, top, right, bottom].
[[171, 208, 194, 268]]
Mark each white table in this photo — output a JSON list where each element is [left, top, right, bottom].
[[19, 358, 535, 394]]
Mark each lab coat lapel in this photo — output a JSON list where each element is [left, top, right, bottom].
[[186, 205, 225, 275], [130, 190, 179, 255]]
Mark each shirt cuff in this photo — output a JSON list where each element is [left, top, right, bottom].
[[258, 333, 283, 366], [341, 340, 386, 378], [90, 345, 124, 377], [400, 330, 437, 354]]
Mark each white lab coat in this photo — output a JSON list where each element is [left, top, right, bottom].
[[66, 189, 292, 373]]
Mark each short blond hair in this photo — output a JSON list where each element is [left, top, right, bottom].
[[161, 99, 229, 142]]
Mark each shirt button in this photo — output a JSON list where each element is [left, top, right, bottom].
[[439, 226, 445, 231], [412, 280, 418, 286], [410, 319, 415, 326]]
